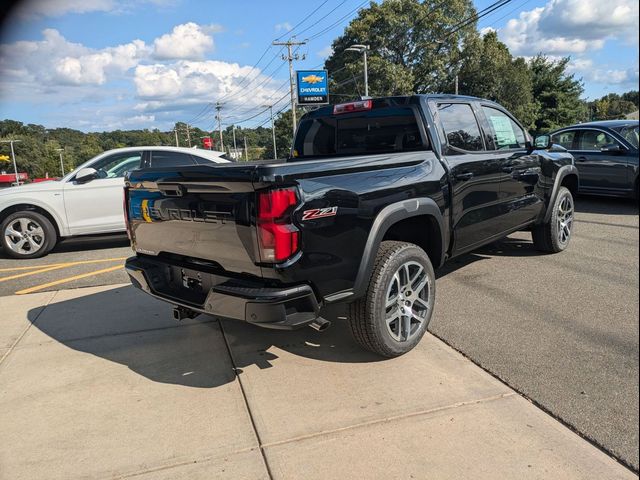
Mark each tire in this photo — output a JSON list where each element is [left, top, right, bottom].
[[347, 241, 435, 357], [532, 186, 574, 253], [1, 211, 57, 259]]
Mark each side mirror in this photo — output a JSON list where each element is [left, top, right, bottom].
[[533, 135, 552, 150], [75, 167, 98, 183], [600, 143, 622, 153]]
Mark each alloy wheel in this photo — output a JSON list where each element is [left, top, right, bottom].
[[4, 217, 46, 255], [384, 261, 432, 342], [556, 193, 574, 245]]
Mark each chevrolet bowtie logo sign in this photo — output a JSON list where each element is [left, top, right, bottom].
[[301, 74, 324, 84], [297, 69, 329, 105]]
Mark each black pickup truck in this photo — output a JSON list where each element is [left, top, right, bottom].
[[124, 95, 578, 357]]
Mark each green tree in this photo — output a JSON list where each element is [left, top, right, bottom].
[[262, 108, 306, 159], [588, 92, 637, 120], [324, 0, 477, 100], [528, 55, 586, 133], [458, 31, 537, 128]]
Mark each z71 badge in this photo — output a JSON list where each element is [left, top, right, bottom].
[[301, 206, 338, 221]]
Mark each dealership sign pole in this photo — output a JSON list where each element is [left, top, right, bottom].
[[0, 139, 21, 185]]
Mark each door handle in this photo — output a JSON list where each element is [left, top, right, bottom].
[[502, 166, 514, 173], [576, 156, 587, 162], [455, 172, 474, 181]]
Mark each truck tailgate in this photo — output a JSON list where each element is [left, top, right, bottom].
[[126, 165, 262, 277]]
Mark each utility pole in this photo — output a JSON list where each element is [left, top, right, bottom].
[[262, 104, 277, 159], [186, 124, 192, 147], [0, 139, 21, 185], [215, 102, 224, 150], [232, 125, 238, 158], [272, 38, 306, 137], [55, 148, 65, 176], [243, 136, 248, 161], [174, 127, 179, 147]]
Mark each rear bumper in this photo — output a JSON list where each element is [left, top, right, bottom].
[[125, 256, 320, 330]]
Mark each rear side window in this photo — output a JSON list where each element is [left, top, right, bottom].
[[150, 151, 196, 168], [437, 103, 483, 151], [481, 106, 526, 149], [578, 130, 618, 151], [552, 130, 577, 149], [293, 107, 426, 158]]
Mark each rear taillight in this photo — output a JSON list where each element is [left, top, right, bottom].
[[257, 188, 299, 262], [333, 99, 372, 115], [123, 187, 131, 240]]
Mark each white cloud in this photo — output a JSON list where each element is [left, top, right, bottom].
[[133, 60, 283, 119], [153, 22, 220, 60], [317, 46, 333, 58], [497, 0, 638, 56], [55, 39, 149, 85], [0, 29, 150, 88], [274, 22, 292, 32], [562, 57, 639, 91], [0, 23, 284, 131]]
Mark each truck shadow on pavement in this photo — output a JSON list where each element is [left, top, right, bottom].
[[26, 285, 383, 389], [25, 237, 548, 388]]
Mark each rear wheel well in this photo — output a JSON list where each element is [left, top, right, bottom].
[[0, 204, 61, 237], [561, 173, 579, 196], [382, 215, 443, 268]]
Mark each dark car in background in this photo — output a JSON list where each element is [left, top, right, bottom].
[[550, 120, 639, 199]]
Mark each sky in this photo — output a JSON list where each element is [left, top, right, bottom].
[[0, 0, 638, 132]]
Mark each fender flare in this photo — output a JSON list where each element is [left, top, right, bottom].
[[324, 197, 446, 303], [543, 164, 579, 223]]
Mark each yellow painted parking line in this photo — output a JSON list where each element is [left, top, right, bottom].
[[0, 257, 127, 283], [15, 265, 124, 295], [0, 263, 69, 272], [0, 264, 75, 282]]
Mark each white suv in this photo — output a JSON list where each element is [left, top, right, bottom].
[[0, 146, 229, 259]]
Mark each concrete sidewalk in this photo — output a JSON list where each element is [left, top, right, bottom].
[[0, 284, 635, 479]]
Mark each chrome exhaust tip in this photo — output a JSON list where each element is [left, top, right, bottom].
[[309, 317, 331, 332]]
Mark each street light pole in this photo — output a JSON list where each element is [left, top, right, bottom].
[[345, 44, 370, 98], [262, 104, 277, 159], [55, 148, 65, 176]]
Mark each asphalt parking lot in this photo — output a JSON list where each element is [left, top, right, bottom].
[[0, 234, 130, 296], [0, 195, 638, 478]]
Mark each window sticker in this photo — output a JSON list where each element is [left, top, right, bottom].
[[489, 115, 517, 147]]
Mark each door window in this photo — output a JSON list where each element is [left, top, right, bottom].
[[87, 152, 142, 179], [437, 103, 484, 151], [481, 106, 526, 150], [551, 130, 577, 149], [578, 130, 619, 151], [150, 151, 197, 167]]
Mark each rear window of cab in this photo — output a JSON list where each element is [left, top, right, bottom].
[[292, 105, 428, 158]]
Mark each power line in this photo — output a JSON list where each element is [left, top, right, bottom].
[[439, 0, 513, 42], [218, 45, 273, 103], [477, 0, 534, 30], [307, 0, 370, 41], [273, 0, 332, 41], [293, 0, 350, 39]]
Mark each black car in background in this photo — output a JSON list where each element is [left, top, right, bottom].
[[550, 120, 639, 199]]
